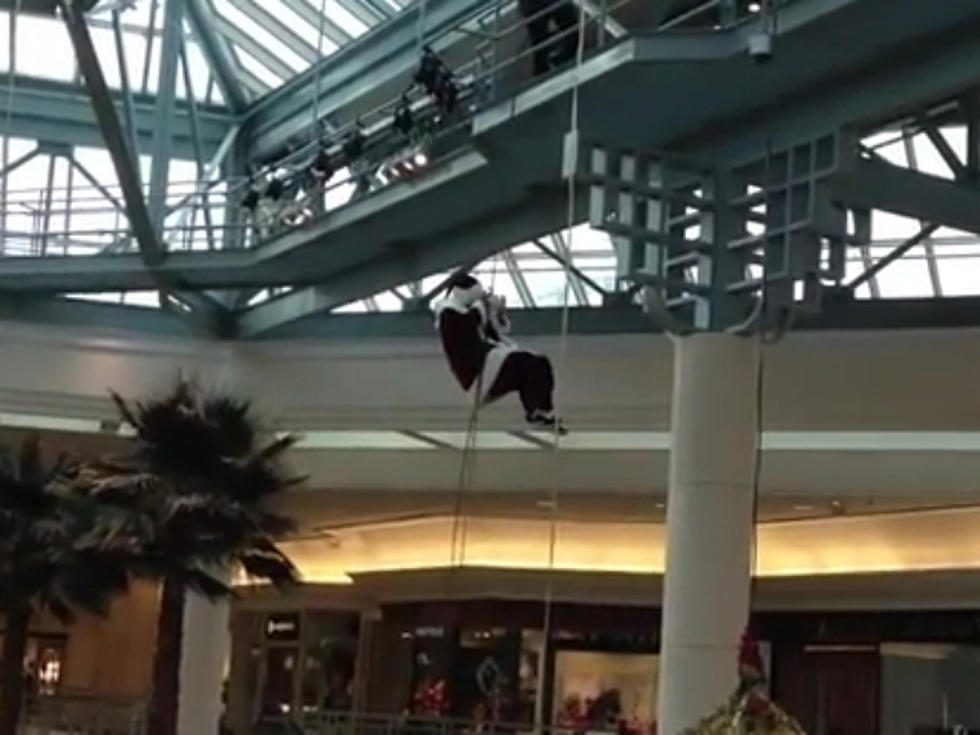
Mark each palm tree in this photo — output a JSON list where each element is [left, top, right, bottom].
[[84, 381, 301, 735], [0, 436, 132, 735]]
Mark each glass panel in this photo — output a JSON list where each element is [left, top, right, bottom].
[[553, 650, 658, 732], [260, 646, 299, 718], [303, 611, 360, 713], [881, 644, 980, 735]]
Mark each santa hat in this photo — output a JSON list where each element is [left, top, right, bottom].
[[446, 273, 486, 306]]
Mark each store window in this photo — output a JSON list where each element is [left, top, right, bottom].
[[0, 634, 67, 700], [881, 643, 980, 735], [244, 610, 360, 727], [552, 651, 658, 734]]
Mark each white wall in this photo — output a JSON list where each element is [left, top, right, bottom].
[[5, 320, 980, 432]]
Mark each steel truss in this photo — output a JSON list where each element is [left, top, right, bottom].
[[3, 0, 980, 339]]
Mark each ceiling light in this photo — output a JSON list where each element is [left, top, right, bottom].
[[792, 504, 816, 512], [748, 2, 761, 12]]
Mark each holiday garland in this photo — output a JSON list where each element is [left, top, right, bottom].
[[680, 634, 807, 735]]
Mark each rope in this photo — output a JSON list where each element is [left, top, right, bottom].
[[311, 0, 329, 144], [415, 0, 429, 52], [534, 1, 589, 728], [1, 0, 22, 255], [447, 3, 586, 721], [746, 0, 783, 637]]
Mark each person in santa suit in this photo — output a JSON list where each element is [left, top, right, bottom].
[[434, 273, 566, 433]]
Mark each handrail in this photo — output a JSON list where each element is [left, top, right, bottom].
[[0, 0, 780, 261]]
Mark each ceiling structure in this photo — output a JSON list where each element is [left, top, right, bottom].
[[2, 0, 980, 341]]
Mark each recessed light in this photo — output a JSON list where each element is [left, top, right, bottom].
[[748, 2, 761, 12]]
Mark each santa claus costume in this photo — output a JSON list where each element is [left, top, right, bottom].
[[434, 274, 565, 433]]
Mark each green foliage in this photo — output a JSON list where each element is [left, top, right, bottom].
[[81, 380, 302, 597], [0, 435, 131, 622]]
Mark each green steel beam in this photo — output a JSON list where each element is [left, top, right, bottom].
[[277, 0, 353, 49], [7, 294, 980, 341], [148, 0, 184, 237], [212, 16, 296, 82], [833, 159, 980, 236], [229, 0, 319, 65], [681, 14, 980, 164], [59, 0, 231, 332], [0, 294, 198, 336], [60, 0, 163, 265], [184, 0, 248, 111], [0, 76, 232, 158], [650, 0, 679, 26], [236, 186, 571, 336], [4, 0, 980, 304], [243, 0, 494, 159]]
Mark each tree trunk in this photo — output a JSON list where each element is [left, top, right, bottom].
[[147, 578, 185, 735], [0, 607, 31, 735]]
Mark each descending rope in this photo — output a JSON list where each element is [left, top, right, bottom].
[[534, 0, 589, 726], [1, 0, 22, 255], [311, 0, 329, 143], [447, 4, 589, 680]]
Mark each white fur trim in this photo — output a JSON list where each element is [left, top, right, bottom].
[[478, 343, 516, 404]]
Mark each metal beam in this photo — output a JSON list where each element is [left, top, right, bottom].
[[184, 0, 248, 111], [6, 292, 980, 340], [246, 295, 980, 341], [179, 38, 217, 252], [0, 294, 198, 336], [335, 0, 388, 26], [110, 9, 139, 168], [0, 76, 233, 158], [230, 0, 320, 64], [902, 128, 942, 296], [683, 14, 980, 164], [236, 189, 571, 336], [531, 238, 607, 300], [920, 120, 967, 180], [833, 158, 980, 236], [501, 250, 536, 308], [277, 0, 353, 49], [846, 224, 940, 291], [148, 0, 184, 237], [649, 0, 679, 26], [244, 0, 493, 159], [212, 16, 296, 82], [59, 0, 163, 265], [59, 0, 229, 333]]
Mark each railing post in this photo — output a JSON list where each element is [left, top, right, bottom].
[[490, 0, 502, 102], [599, 0, 609, 47]]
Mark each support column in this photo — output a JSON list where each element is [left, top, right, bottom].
[[177, 592, 230, 735], [657, 333, 759, 735]]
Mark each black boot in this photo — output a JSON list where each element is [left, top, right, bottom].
[[526, 409, 568, 435]]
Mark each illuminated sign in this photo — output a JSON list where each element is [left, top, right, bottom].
[[266, 613, 300, 641]]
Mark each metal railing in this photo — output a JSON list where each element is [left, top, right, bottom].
[[257, 710, 647, 735], [19, 692, 146, 735], [0, 0, 773, 262]]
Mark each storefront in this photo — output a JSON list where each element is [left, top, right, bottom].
[[227, 609, 361, 730], [227, 598, 980, 735]]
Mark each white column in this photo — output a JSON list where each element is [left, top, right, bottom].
[[177, 592, 231, 735], [656, 333, 759, 735]]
